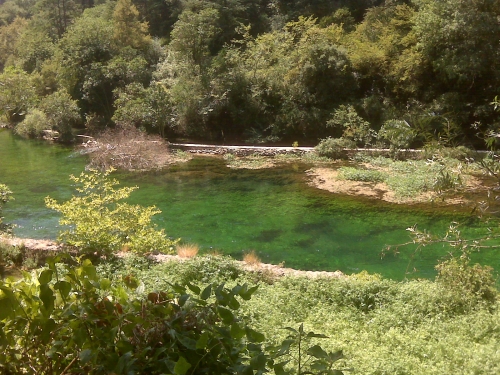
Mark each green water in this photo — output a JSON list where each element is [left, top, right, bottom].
[[1, 129, 498, 279]]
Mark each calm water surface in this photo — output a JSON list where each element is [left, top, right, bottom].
[[1, 129, 498, 279]]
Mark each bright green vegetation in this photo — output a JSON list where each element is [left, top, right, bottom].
[[6, 252, 489, 375], [45, 169, 178, 255], [0, 255, 351, 374], [1, 0, 500, 147], [338, 155, 468, 198]]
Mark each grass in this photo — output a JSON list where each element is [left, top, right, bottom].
[[176, 243, 199, 258], [223, 153, 274, 169], [243, 250, 261, 265], [339, 155, 472, 198], [338, 167, 386, 183]]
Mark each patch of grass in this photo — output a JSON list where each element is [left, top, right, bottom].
[[176, 243, 199, 258], [338, 167, 386, 183], [351, 156, 467, 198], [224, 153, 274, 169], [243, 250, 261, 265]]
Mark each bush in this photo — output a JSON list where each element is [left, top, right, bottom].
[[315, 137, 354, 159], [338, 167, 386, 183], [436, 258, 497, 303], [421, 144, 474, 161], [0, 256, 270, 374], [327, 105, 375, 147], [38, 89, 81, 142], [45, 169, 178, 256], [378, 119, 416, 153], [14, 109, 47, 138]]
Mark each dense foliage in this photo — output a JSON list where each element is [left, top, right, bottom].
[[0, 0, 499, 146], [97, 254, 499, 375], [0, 255, 348, 374]]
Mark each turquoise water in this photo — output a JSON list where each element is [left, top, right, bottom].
[[1, 129, 498, 279]]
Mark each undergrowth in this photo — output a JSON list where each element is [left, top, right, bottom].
[[90, 254, 499, 375]]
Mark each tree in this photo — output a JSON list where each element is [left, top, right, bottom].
[[0, 67, 40, 123], [13, 25, 55, 73], [0, 16, 27, 70], [112, 0, 151, 49], [45, 169, 179, 255], [38, 89, 81, 142], [31, 0, 82, 38]]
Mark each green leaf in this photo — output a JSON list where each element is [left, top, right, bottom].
[[231, 323, 246, 339], [275, 339, 294, 356], [186, 282, 200, 294], [217, 306, 235, 324], [200, 284, 212, 300], [54, 281, 72, 299], [100, 278, 112, 290], [39, 284, 55, 314], [38, 269, 53, 285], [174, 356, 192, 375], [0, 296, 14, 319], [196, 331, 210, 349], [306, 332, 328, 339], [228, 296, 240, 310], [177, 334, 197, 350], [328, 350, 344, 363], [307, 345, 329, 359], [239, 285, 258, 300], [41, 318, 57, 344], [246, 327, 265, 343], [79, 349, 93, 365], [178, 294, 190, 307], [250, 353, 267, 370]]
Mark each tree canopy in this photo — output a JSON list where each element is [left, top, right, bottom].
[[0, 0, 499, 146]]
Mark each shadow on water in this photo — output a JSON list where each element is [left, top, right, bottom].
[[2, 129, 499, 279]]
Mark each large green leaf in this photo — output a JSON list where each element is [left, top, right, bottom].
[[174, 356, 192, 375], [38, 269, 53, 285], [217, 306, 235, 324]]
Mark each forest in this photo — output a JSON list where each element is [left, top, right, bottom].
[[1, 0, 500, 147]]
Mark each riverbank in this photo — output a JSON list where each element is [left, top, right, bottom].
[[0, 236, 345, 279]]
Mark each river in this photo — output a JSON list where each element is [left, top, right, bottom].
[[1, 129, 498, 279]]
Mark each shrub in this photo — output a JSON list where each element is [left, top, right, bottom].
[[45, 169, 178, 256], [0, 256, 270, 374], [38, 89, 81, 143], [338, 167, 386, 183], [315, 137, 354, 159], [378, 119, 416, 153], [327, 105, 375, 147], [436, 257, 497, 303], [14, 109, 47, 138]]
